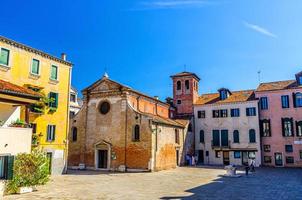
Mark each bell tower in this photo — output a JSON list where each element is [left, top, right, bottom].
[[170, 72, 200, 118]]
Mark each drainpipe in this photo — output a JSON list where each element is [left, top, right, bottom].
[[64, 65, 72, 174]]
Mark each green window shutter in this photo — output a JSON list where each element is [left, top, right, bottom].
[[0, 48, 9, 66], [7, 156, 14, 180], [53, 125, 56, 141], [55, 93, 58, 108], [31, 59, 40, 74], [51, 65, 58, 80]]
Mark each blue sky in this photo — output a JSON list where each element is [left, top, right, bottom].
[[1, 0, 302, 99]]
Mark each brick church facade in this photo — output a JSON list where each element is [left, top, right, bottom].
[[68, 73, 195, 171]]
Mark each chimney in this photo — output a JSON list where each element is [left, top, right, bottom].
[[61, 53, 67, 61], [154, 96, 159, 100]]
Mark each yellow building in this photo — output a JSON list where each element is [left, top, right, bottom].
[[0, 35, 72, 175]]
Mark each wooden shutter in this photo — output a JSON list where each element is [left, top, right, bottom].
[[296, 121, 299, 137], [53, 125, 56, 141], [212, 130, 220, 146], [55, 93, 59, 108], [290, 118, 294, 137], [281, 118, 285, 136], [293, 93, 296, 108], [47, 125, 50, 141], [260, 120, 264, 137], [7, 156, 14, 180], [221, 130, 228, 146], [268, 119, 272, 136]]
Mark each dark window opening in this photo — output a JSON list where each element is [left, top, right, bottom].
[[285, 145, 293, 153], [72, 127, 78, 142], [249, 129, 256, 143], [99, 102, 110, 115], [233, 130, 239, 143], [133, 125, 140, 141], [260, 97, 268, 110], [176, 81, 181, 90], [199, 130, 204, 143], [185, 80, 190, 90]]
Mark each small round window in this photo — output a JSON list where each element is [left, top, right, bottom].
[[99, 101, 110, 115]]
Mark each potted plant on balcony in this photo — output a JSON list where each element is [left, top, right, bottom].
[[9, 119, 28, 128]]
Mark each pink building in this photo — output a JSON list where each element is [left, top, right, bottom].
[[255, 71, 302, 167]]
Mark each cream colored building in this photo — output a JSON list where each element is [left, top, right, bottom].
[[69, 86, 82, 118], [194, 88, 261, 166]]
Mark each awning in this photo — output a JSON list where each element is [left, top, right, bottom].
[[0, 79, 41, 104]]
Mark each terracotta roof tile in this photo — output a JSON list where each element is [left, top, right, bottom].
[[195, 90, 255, 105], [0, 79, 41, 99], [256, 80, 298, 92]]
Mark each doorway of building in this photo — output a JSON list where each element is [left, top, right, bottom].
[[242, 151, 248, 166], [198, 150, 204, 164], [275, 153, 283, 166], [46, 152, 52, 174], [223, 151, 230, 165], [176, 150, 179, 166], [97, 150, 108, 169]]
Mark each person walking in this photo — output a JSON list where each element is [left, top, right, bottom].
[[250, 159, 255, 172]]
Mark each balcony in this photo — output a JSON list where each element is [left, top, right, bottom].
[[211, 140, 231, 149]]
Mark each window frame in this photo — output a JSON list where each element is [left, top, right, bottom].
[[175, 129, 180, 144], [296, 121, 302, 137], [50, 64, 58, 81], [197, 110, 205, 119], [264, 156, 272, 163], [47, 125, 56, 142], [199, 130, 204, 143], [260, 97, 268, 110], [249, 129, 256, 143], [281, 95, 290, 108], [49, 92, 59, 108], [233, 130, 239, 143], [286, 156, 294, 164], [230, 108, 240, 117], [282, 118, 294, 137], [285, 144, 293, 153], [72, 127, 78, 142], [176, 81, 181, 90], [263, 145, 271, 152], [260, 119, 271, 137], [185, 80, 190, 90], [234, 151, 241, 159], [0, 47, 10, 67], [133, 124, 140, 142], [177, 100, 181, 105], [31, 58, 40, 75], [246, 107, 256, 116], [294, 92, 302, 107]]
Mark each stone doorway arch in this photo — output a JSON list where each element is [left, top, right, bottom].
[[94, 140, 111, 170]]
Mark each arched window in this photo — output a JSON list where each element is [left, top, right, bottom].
[[233, 130, 239, 143], [72, 127, 77, 142], [199, 130, 204, 143], [133, 125, 140, 141], [185, 80, 190, 90], [177, 81, 181, 90], [249, 129, 256, 143], [294, 92, 302, 107]]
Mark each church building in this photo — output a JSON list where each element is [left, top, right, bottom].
[[68, 73, 191, 171]]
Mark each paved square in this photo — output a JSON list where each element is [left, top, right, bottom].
[[4, 167, 302, 200]]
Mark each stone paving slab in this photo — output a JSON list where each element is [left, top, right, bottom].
[[3, 166, 302, 200]]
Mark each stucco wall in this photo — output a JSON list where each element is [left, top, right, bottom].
[[0, 103, 20, 127], [194, 101, 261, 166], [0, 127, 32, 155], [256, 88, 302, 167]]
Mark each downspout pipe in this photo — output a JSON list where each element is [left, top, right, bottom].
[[124, 94, 128, 171]]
